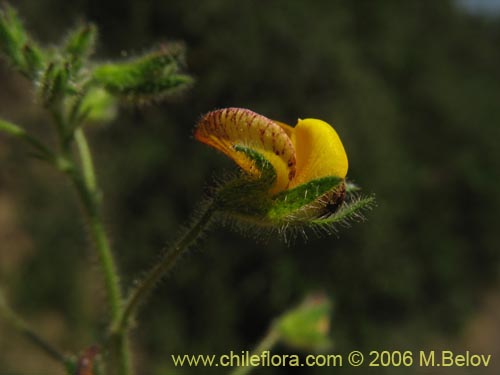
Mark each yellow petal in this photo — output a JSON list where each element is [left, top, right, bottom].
[[272, 120, 295, 138], [290, 118, 348, 188], [195, 108, 296, 192]]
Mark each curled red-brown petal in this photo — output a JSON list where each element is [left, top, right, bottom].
[[195, 108, 296, 192]]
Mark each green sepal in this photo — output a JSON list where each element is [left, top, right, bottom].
[[63, 23, 97, 75], [0, 4, 27, 68], [234, 144, 276, 183], [22, 43, 44, 77], [268, 176, 343, 221], [309, 195, 375, 226], [39, 62, 70, 107], [214, 145, 276, 217], [276, 294, 332, 352], [92, 44, 193, 103], [114, 74, 193, 103], [0, 4, 45, 79]]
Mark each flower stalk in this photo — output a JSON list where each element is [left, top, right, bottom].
[[114, 203, 217, 335]]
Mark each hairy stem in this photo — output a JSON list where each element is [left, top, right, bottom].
[[71, 129, 122, 324], [0, 289, 75, 372], [229, 328, 280, 375], [70, 128, 130, 375], [74, 127, 97, 192], [114, 203, 216, 334]]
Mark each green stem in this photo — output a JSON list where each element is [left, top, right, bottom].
[[69, 128, 130, 375], [74, 127, 97, 192], [71, 129, 121, 324], [229, 329, 280, 375], [114, 203, 216, 334], [87, 204, 122, 322], [108, 332, 131, 375], [0, 289, 75, 373]]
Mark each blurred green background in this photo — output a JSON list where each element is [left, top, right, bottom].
[[1, 0, 500, 374]]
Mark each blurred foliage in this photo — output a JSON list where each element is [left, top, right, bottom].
[[1, 0, 500, 374], [276, 294, 332, 352]]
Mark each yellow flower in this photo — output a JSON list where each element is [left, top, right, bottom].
[[195, 107, 373, 234], [195, 107, 348, 194]]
